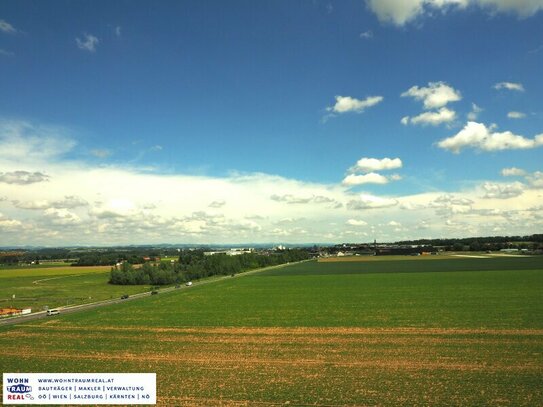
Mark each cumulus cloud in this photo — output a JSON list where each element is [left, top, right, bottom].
[[0, 19, 17, 34], [12, 200, 50, 210], [482, 182, 525, 199], [507, 111, 526, 119], [467, 103, 483, 121], [2, 119, 542, 245], [360, 30, 374, 39], [0, 214, 22, 231], [501, 167, 527, 177], [342, 172, 389, 186], [402, 107, 457, 126], [270, 194, 338, 206], [344, 158, 403, 187], [401, 81, 461, 109], [347, 194, 398, 210], [437, 121, 543, 153], [209, 200, 226, 208], [367, 0, 543, 26], [53, 196, 88, 209], [346, 219, 368, 226], [44, 208, 82, 225], [350, 157, 403, 173], [76, 33, 99, 52], [527, 171, 543, 187], [494, 81, 525, 92], [327, 95, 383, 114], [0, 171, 49, 185], [13, 196, 88, 210]]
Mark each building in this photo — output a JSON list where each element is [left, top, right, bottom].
[[0, 308, 31, 317]]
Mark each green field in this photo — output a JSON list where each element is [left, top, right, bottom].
[[1, 256, 542, 405], [0, 266, 152, 311]]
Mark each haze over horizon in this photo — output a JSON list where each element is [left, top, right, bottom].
[[1, 0, 542, 246]]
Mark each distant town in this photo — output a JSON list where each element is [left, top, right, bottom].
[[1, 234, 541, 267]]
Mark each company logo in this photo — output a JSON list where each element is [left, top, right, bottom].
[[7, 383, 32, 393]]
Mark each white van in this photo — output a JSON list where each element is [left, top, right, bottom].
[[46, 309, 59, 316]]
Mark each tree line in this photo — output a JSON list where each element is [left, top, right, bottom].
[[109, 249, 310, 285]]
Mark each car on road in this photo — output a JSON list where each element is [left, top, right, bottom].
[[121, 294, 129, 299], [46, 309, 60, 316], [185, 281, 193, 286]]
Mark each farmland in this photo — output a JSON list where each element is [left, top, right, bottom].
[[0, 266, 151, 311], [1, 256, 542, 405]]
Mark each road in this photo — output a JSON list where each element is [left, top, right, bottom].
[[0, 260, 309, 327]]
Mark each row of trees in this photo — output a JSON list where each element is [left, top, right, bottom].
[[109, 249, 310, 285], [395, 234, 543, 252], [110, 261, 178, 285]]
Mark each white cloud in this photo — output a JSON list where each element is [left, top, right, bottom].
[[482, 182, 525, 199], [209, 200, 226, 208], [270, 194, 338, 206], [401, 81, 461, 109], [507, 111, 526, 119], [347, 194, 398, 210], [53, 196, 88, 209], [2, 118, 543, 245], [115, 26, 122, 37], [350, 157, 403, 173], [0, 48, 14, 57], [479, 0, 543, 17], [327, 95, 383, 114], [388, 220, 402, 226], [501, 167, 526, 177], [366, 0, 543, 26], [342, 173, 389, 186], [437, 121, 543, 153], [44, 208, 82, 225], [0, 120, 76, 162], [76, 33, 99, 52], [494, 82, 525, 92], [0, 171, 49, 185], [527, 171, 543, 187], [13, 200, 50, 210], [0, 19, 17, 34], [346, 219, 368, 226], [467, 103, 483, 121], [360, 30, 374, 39], [0, 218, 22, 231], [403, 107, 457, 126], [12, 196, 87, 210]]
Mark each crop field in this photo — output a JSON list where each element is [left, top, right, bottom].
[[0, 266, 151, 311], [1, 256, 542, 405]]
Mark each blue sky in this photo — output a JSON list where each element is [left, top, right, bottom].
[[0, 0, 542, 245]]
